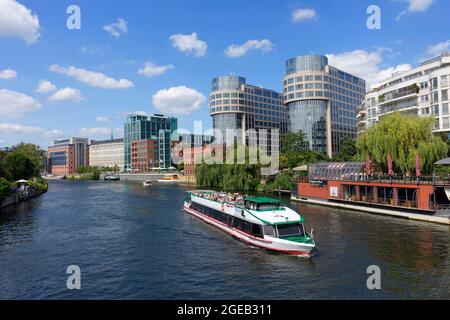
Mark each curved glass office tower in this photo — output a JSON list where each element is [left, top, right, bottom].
[[210, 76, 287, 145], [284, 55, 366, 156]]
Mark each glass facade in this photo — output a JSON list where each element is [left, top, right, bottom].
[[286, 55, 328, 74], [49, 151, 67, 166], [210, 76, 287, 147], [284, 55, 366, 156], [159, 130, 172, 169], [124, 114, 177, 171], [212, 76, 246, 92], [288, 100, 327, 153]]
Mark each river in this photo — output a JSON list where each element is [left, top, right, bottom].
[[0, 180, 449, 299]]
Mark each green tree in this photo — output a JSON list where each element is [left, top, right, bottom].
[[13, 143, 44, 176], [334, 137, 358, 162], [281, 131, 309, 153], [356, 113, 448, 175], [2, 151, 37, 181], [0, 177, 11, 202]]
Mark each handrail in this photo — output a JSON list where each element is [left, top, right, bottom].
[[294, 175, 450, 185]]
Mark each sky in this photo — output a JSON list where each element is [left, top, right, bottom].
[[0, 0, 449, 148]]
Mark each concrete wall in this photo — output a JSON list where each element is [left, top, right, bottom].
[[0, 189, 45, 209], [101, 173, 173, 182]]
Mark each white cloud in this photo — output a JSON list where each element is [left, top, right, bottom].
[[0, 68, 17, 80], [138, 62, 175, 77], [397, 0, 434, 20], [427, 40, 450, 57], [49, 64, 134, 90], [48, 88, 82, 103], [225, 39, 274, 58], [0, 0, 41, 44], [292, 8, 317, 23], [78, 127, 123, 139], [35, 79, 57, 93], [103, 18, 128, 38], [152, 86, 206, 115], [95, 116, 109, 122], [0, 89, 41, 117], [169, 32, 207, 57], [326, 49, 412, 89], [43, 129, 64, 139], [0, 123, 63, 138]]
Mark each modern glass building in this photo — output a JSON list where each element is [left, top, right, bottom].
[[124, 113, 177, 171], [284, 55, 366, 157], [209, 76, 287, 147]]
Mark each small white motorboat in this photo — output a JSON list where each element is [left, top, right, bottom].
[[143, 180, 153, 187]]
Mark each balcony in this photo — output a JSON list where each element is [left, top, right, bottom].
[[378, 84, 420, 105]]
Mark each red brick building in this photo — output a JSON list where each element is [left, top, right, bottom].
[[183, 144, 225, 179], [131, 139, 158, 172], [47, 144, 75, 176]]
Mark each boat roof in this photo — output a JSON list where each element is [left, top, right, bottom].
[[246, 197, 280, 204], [250, 208, 304, 224]]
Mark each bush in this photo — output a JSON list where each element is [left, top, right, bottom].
[[0, 177, 11, 203], [267, 173, 292, 191], [31, 178, 48, 192]]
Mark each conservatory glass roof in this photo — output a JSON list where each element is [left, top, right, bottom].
[[308, 162, 365, 180]]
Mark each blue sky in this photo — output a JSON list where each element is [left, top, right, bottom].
[[0, 0, 449, 148]]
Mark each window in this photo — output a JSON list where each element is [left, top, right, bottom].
[[251, 224, 263, 238], [263, 225, 276, 237], [277, 224, 305, 238]]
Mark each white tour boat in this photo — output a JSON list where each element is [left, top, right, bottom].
[[183, 191, 316, 257]]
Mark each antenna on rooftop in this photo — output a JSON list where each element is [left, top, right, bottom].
[[111, 128, 114, 141]]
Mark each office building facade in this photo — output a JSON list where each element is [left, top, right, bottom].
[[358, 53, 450, 135], [48, 137, 89, 176], [209, 76, 287, 146], [124, 113, 177, 172], [283, 55, 366, 157], [89, 138, 124, 171]]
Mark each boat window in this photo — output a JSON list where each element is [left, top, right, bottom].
[[263, 225, 276, 237], [251, 224, 264, 238], [257, 203, 280, 211], [277, 223, 305, 238]]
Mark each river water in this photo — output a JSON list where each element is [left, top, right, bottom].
[[0, 180, 449, 299]]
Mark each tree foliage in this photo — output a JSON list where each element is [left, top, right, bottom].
[[334, 137, 359, 162], [0, 177, 11, 202], [2, 151, 37, 181], [281, 131, 310, 153], [356, 113, 448, 175], [13, 143, 44, 176]]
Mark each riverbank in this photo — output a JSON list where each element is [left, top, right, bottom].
[[0, 188, 47, 209]]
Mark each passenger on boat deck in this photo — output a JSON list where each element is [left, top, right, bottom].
[[197, 192, 248, 204]]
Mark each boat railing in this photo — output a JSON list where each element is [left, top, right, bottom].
[[295, 175, 450, 186]]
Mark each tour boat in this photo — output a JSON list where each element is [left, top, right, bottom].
[[291, 162, 450, 225], [183, 191, 316, 257]]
